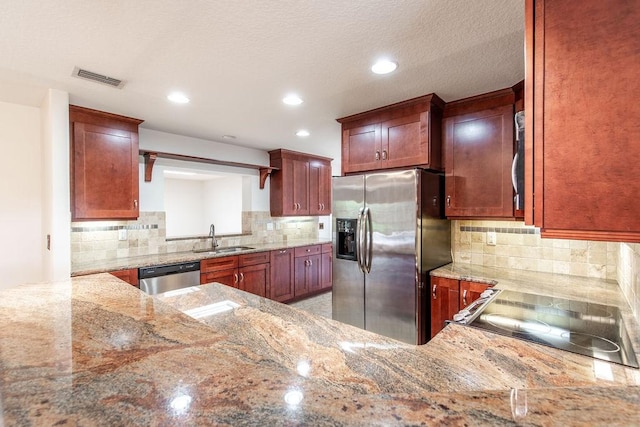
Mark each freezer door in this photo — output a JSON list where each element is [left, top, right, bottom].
[[365, 169, 419, 344], [332, 174, 365, 329]]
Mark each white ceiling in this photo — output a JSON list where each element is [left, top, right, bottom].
[[0, 0, 524, 162]]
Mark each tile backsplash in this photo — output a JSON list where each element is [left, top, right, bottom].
[[71, 211, 318, 266], [452, 220, 618, 280], [618, 243, 640, 319]]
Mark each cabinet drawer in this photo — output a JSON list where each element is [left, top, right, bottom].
[[239, 251, 270, 267], [321, 243, 332, 254], [294, 245, 321, 257], [201, 256, 239, 273]]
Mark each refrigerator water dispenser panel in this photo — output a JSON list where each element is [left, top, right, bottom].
[[336, 218, 357, 261]]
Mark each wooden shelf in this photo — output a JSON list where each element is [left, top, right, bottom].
[[141, 150, 277, 189]]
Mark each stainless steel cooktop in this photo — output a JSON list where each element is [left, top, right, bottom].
[[467, 290, 639, 369]]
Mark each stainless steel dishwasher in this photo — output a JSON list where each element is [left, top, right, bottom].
[[139, 261, 200, 295]]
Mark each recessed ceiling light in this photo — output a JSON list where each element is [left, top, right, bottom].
[[296, 130, 310, 137], [282, 94, 303, 106], [167, 92, 190, 104], [371, 60, 398, 75]]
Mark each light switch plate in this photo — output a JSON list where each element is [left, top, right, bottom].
[[487, 231, 497, 246], [118, 228, 128, 241]]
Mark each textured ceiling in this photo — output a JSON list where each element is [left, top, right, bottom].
[[0, 0, 524, 161]]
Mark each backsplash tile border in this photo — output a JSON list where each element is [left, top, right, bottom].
[[460, 225, 540, 235], [71, 224, 159, 232]]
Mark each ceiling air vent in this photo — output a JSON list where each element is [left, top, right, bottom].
[[72, 66, 124, 88]]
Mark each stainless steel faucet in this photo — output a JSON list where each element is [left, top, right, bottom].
[[209, 224, 218, 249]]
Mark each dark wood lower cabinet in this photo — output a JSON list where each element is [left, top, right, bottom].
[[239, 263, 270, 298], [269, 249, 295, 302], [430, 276, 492, 339], [200, 252, 270, 297], [109, 268, 139, 287], [430, 277, 460, 339]]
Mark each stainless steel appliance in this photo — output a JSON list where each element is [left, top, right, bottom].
[[332, 169, 451, 345], [513, 111, 525, 210], [455, 289, 639, 369], [139, 261, 200, 295]]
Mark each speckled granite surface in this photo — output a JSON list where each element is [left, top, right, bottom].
[[71, 238, 331, 276], [1, 273, 639, 425]]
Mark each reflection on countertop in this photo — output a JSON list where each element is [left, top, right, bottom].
[[0, 272, 639, 425], [71, 238, 331, 276]]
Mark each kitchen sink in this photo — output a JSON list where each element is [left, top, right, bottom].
[[193, 246, 254, 254]]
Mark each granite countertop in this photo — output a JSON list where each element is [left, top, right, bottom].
[[1, 272, 639, 425], [71, 238, 332, 276]]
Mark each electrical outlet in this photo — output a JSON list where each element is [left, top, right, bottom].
[[118, 228, 128, 241], [266, 222, 274, 231], [319, 222, 324, 230], [487, 231, 497, 246]]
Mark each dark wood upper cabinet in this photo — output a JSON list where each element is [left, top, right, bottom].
[[70, 106, 143, 220], [269, 149, 332, 217], [337, 94, 444, 175], [443, 90, 515, 218], [525, 0, 640, 242]]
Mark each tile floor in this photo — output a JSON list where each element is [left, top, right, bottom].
[[288, 291, 332, 319]]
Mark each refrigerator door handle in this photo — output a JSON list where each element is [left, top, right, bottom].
[[364, 207, 373, 273], [356, 207, 366, 273]]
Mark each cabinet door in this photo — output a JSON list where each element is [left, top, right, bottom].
[[239, 263, 270, 298], [525, 0, 640, 242], [444, 104, 514, 218], [430, 277, 459, 339], [459, 281, 490, 310], [381, 112, 430, 169], [72, 123, 139, 220], [200, 269, 238, 288], [294, 256, 310, 297], [342, 124, 381, 174], [291, 159, 310, 214], [320, 247, 332, 290], [269, 249, 295, 302], [309, 160, 332, 215]]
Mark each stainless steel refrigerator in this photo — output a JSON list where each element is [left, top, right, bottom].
[[332, 169, 451, 345]]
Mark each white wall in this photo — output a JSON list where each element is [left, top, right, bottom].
[[164, 178, 206, 237], [41, 89, 70, 282], [0, 101, 44, 288], [138, 128, 271, 214], [204, 177, 242, 233]]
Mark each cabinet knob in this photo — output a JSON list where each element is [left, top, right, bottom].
[[382, 150, 387, 160], [133, 199, 138, 208], [446, 196, 451, 207], [375, 151, 380, 161]]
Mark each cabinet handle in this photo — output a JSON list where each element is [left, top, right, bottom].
[[446, 196, 451, 207], [234, 273, 238, 284], [133, 199, 138, 208], [308, 259, 312, 266], [432, 196, 438, 207], [239, 272, 244, 282], [462, 289, 468, 307], [382, 150, 387, 160], [279, 250, 286, 254], [375, 151, 380, 161], [432, 284, 437, 300]]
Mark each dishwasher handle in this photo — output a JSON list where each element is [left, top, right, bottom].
[[139, 261, 201, 279]]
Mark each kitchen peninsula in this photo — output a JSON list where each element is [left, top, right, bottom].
[[1, 272, 638, 425]]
